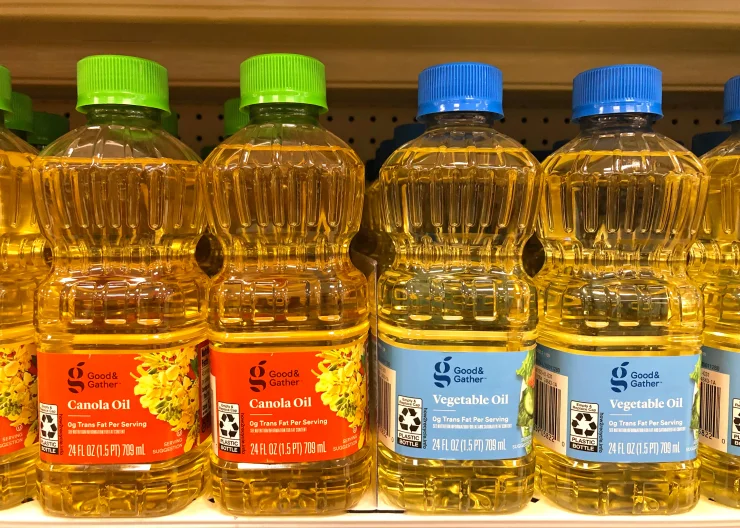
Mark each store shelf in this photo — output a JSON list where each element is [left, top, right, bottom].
[[2, 1, 740, 92], [1, 495, 738, 528]]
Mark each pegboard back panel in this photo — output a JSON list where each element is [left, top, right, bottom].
[[33, 90, 727, 161]]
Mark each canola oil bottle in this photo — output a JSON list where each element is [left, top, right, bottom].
[[692, 75, 740, 508], [5, 92, 33, 140], [535, 65, 707, 515], [204, 53, 371, 515], [0, 66, 45, 510], [376, 62, 542, 513], [27, 112, 69, 151], [33, 55, 211, 517]]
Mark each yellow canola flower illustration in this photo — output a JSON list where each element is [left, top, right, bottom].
[[0, 342, 38, 446], [132, 346, 199, 452], [313, 341, 367, 448]]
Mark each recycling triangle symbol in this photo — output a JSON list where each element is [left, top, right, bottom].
[[398, 406, 421, 432], [41, 413, 57, 439], [219, 412, 239, 438]]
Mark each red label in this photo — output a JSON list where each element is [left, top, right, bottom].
[[211, 338, 367, 463], [0, 339, 38, 455], [38, 341, 211, 464]]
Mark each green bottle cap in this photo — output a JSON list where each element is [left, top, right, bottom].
[[28, 111, 70, 146], [223, 97, 249, 136], [76, 55, 170, 114], [0, 66, 11, 113], [161, 108, 178, 136], [5, 92, 33, 133], [240, 53, 327, 113]]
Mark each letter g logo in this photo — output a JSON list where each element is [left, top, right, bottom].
[[610, 361, 629, 393], [434, 356, 452, 388], [249, 360, 267, 392], [67, 362, 85, 394]]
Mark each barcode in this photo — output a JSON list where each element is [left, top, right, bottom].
[[379, 375, 391, 439], [700, 383, 720, 439], [535, 377, 561, 442]]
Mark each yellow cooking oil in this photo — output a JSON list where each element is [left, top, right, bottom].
[[33, 56, 210, 517], [376, 62, 541, 513], [535, 65, 707, 515], [690, 75, 740, 509], [204, 54, 371, 516], [0, 68, 46, 510]]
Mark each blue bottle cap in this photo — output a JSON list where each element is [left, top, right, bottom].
[[417, 62, 503, 119], [691, 131, 730, 156], [572, 64, 663, 121], [724, 76, 740, 124], [393, 123, 425, 146], [376, 139, 396, 167]]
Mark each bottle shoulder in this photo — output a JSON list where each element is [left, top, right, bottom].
[[204, 122, 362, 170], [36, 124, 200, 164], [0, 129, 37, 157]]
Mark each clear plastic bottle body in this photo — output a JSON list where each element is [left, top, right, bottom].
[[204, 104, 371, 515], [32, 106, 209, 517], [690, 123, 740, 508], [535, 114, 707, 515], [376, 112, 542, 513], [0, 121, 44, 509]]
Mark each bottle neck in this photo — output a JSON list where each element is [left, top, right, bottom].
[[248, 104, 321, 126], [578, 113, 657, 134], [85, 105, 164, 127], [419, 111, 499, 130]]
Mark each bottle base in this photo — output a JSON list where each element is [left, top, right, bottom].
[[535, 445, 700, 515], [377, 445, 534, 513], [36, 443, 209, 517], [210, 447, 371, 515], [700, 444, 740, 508], [0, 446, 36, 510]]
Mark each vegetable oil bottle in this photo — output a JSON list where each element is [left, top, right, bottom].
[[33, 55, 211, 517], [535, 65, 707, 515], [27, 112, 69, 151], [692, 75, 740, 508], [204, 53, 371, 515], [0, 66, 44, 510], [377, 62, 542, 513], [5, 92, 33, 140]]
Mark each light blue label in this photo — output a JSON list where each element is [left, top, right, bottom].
[[377, 340, 534, 460], [700, 346, 740, 455], [535, 345, 700, 463]]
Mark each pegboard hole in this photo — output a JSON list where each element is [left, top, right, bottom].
[[218, 114, 224, 121], [196, 113, 203, 120], [672, 119, 678, 125], [327, 115, 333, 122], [64, 112, 70, 118], [349, 137, 355, 144], [542, 139, 549, 146], [520, 138, 527, 145], [500, 118, 506, 124], [176, 113, 181, 119], [564, 118, 571, 124], [370, 116, 376, 122], [196, 135, 203, 142], [693, 119, 700, 125], [543, 117, 549, 124], [716, 118, 722, 125], [521, 117, 528, 124], [218, 136, 224, 142], [348, 116, 355, 122], [370, 138, 376, 144], [392, 116, 398, 123]]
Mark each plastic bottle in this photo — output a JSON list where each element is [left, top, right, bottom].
[[5, 92, 33, 140], [0, 66, 44, 510], [204, 53, 371, 515], [33, 55, 211, 517], [376, 62, 541, 513], [535, 65, 707, 515], [27, 112, 69, 151], [692, 75, 740, 508]]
